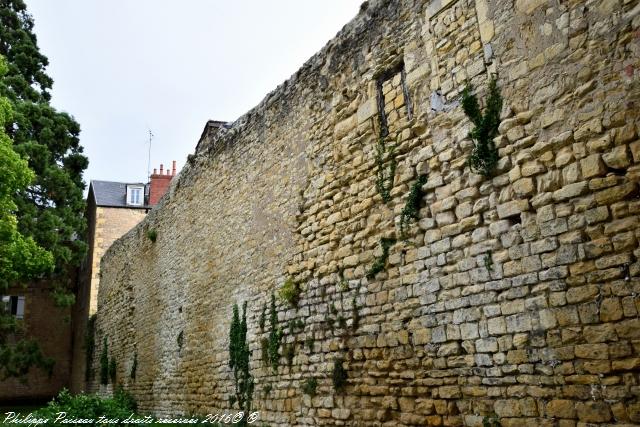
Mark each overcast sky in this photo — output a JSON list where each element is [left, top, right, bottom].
[[26, 0, 362, 185]]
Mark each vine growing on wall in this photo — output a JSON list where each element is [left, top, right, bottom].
[[130, 352, 137, 380], [267, 294, 282, 371], [228, 302, 254, 425], [461, 77, 503, 177], [85, 314, 97, 381], [399, 174, 428, 238], [99, 337, 109, 385], [366, 238, 396, 279], [109, 356, 117, 384]]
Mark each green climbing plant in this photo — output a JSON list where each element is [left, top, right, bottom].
[[267, 294, 283, 371], [461, 77, 503, 177], [399, 174, 428, 238], [366, 238, 396, 279], [99, 337, 108, 385], [130, 353, 137, 380], [228, 302, 254, 425], [108, 356, 117, 384], [278, 277, 301, 307], [331, 358, 348, 393], [301, 377, 318, 396], [84, 314, 97, 381]]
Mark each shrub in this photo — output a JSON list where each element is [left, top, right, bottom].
[[30, 387, 138, 422], [278, 277, 301, 306]]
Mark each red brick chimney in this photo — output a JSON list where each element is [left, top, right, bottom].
[[148, 161, 176, 206]]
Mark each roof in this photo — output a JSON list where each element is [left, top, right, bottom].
[[90, 180, 148, 208]]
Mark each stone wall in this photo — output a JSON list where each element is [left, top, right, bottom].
[[92, 0, 640, 425]]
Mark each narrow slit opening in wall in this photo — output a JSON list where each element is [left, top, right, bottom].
[[375, 61, 413, 138]]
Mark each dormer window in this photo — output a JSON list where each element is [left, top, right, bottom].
[[126, 185, 144, 206]]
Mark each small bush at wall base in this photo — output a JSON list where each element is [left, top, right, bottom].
[[99, 337, 109, 385], [30, 387, 138, 422], [332, 358, 348, 393], [146, 229, 157, 243], [301, 377, 318, 396], [278, 277, 301, 306]]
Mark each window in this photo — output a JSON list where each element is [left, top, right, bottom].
[[126, 185, 144, 206], [2, 295, 25, 319]]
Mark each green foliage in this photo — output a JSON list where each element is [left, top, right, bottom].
[[51, 286, 75, 308], [177, 331, 184, 350], [366, 238, 396, 279], [461, 78, 503, 177], [484, 251, 494, 271], [267, 294, 283, 371], [374, 136, 397, 203], [146, 229, 157, 243], [130, 352, 137, 380], [305, 337, 314, 352], [483, 413, 501, 427], [30, 387, 138, 423], [262, 383, 272, 398], [278, 277, 301, 307], [0, 0, 85, 380], [331, 358, 348, 393], [109, 356, 117, 384], [84, 314, 96, 381], [259, 303, 266, 331], [282, 342, 295, 367], [399, 175, 428, 238], [99, 337, 108, 385], [301, 377, 318, 396], [351, 296, 360, 332], [260, 338, 269, 365], [0, 2, 88, 275], [228, 302, 254, 424]]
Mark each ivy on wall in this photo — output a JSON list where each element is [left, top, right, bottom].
[[85, 314, 97, 381], [267, 294, 283, 371], [366, 238, 396, 279], [99, 337, 108, 386], [461, 77, 503, 177], [399, 174, 428, 238], [228, 302, 254, 424]]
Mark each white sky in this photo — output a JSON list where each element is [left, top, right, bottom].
[[26, 0, 362, 185]]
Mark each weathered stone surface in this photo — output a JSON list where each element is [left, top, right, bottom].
[[86, 1, 640, 425]]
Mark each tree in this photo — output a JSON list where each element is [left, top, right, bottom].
[[0, 0, 88, 281], [0, 54, 55, 379]]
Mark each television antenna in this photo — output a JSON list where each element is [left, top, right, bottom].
[[147, 129, 154, 182]]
